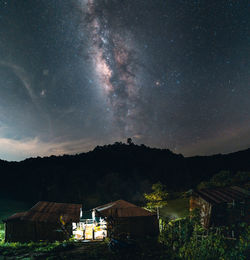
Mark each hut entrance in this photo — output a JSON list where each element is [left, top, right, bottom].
[[72, 218, 107, 240]]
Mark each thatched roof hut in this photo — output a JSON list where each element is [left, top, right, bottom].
[[190, 186, 249, 228], [92, 200, 159, 238], [4, 201, 82, 242]]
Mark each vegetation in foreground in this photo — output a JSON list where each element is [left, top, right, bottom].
[[0, 235, 169, 259], [159, 212, 250, 260], [0, 238, 77, 259], [1, 212, 249, 259]]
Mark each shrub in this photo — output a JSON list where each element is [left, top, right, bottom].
[[159, 213, 250, 259]]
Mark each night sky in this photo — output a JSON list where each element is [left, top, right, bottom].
[[0, 0, 249, 161]]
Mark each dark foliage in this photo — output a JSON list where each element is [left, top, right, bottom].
[[0, 143, 250, 208]]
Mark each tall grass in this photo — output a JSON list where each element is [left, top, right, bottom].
[[0, 223, 4, 242]]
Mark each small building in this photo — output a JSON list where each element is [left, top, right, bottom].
[[91, 199, 159, 238], [190, 186, 250, 228], [3, 200, 159, 242], [3, 201, 82, 242]]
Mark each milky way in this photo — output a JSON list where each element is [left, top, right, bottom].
[[0, 0, 249, 160], [78, 0, 142, 137]]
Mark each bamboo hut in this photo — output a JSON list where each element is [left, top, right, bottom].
[[92, 200, 159, 238], [190, 186, 249, 228], [3, 201, 82, 242]]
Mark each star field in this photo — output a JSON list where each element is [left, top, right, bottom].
[[0, 0, 249, 160]]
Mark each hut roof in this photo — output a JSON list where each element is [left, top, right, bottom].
[[93, 199, 155, 218], [5, 212, 27, 221], [5, 201, 82, 223], [194, 186, 249, 205]]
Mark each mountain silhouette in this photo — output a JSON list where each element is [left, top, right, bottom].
[[1, 143, 249, 208]]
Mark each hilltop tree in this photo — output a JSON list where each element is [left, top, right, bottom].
[[127, 138, 133, 145]]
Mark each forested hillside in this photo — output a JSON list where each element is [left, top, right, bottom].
[[1, 143, 249, 208]]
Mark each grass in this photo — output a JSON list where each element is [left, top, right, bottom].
[[0, 224, 4, 242], [0, 238, 170, 259], [0, 239, 77, 259]]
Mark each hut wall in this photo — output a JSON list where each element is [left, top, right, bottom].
[[5, 221, 72, 242], [5, 221, 36, 242], [191, 196, 249, 228], [210, 199, 249, 227], [34, 222, 71, 241], [111, 216, 159, 238], [190, 196, 212, 228], [243, 198, 250, 224]]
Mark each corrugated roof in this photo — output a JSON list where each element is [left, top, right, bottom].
[[195, 186, 249, 205], [5, 201, 82, 223], [94, 199, 155, 217]]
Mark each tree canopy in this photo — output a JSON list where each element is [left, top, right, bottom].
[[144, 182, 168, 210]]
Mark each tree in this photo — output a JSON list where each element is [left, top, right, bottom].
[[197, 170, 250, 190], [144, 182, 168, 219], [127, 138, 133, 145]]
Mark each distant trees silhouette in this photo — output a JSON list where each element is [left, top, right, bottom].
[[197, 170, 250, 190], [0, 143, 249, 208]]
